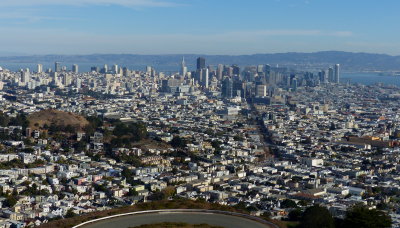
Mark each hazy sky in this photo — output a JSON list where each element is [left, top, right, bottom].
[[0, 0, 399, 55]]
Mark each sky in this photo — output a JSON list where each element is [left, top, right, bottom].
[[0, 0, 399, 55]]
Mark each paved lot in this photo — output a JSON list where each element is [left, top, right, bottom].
[[83, 212, 272, 228]]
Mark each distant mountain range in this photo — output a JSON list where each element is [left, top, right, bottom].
[[0, 51, 399, 72]]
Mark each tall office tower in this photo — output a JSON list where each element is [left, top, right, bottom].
[[256, 65, 264, 74], [334, 64, 340, 83], [181, 57, 187, 77], [55, 62, 61, 72], [223, 66, 233, 77], [319, 70, 327, 83], [222, 77, 233, 98], [76, 78, 82, 89], [256, 84, 267, 97], [21, 70, 30, 84], [37, 64, 43, 73], [217, 64, 223, 81], [62, 74, 72, 86], [232, 80, 244, 97], [91, 66, 99, 72], [328, 67, 334, 83], [232, 65, 240, 76], [113, 64, 118, 73], [146, 66, 152, 74], [51, 72, 58, 84], [102, 64, 108, 73], [72, 64, 79, 73], [201, 68, 209, 88], [292, 78, 298, 91], [197, 57, 205, 70], [265, 64, 271, 77], [123, 67, 129, 77]]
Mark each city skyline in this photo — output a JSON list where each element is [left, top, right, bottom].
[[1, 0, 400, 55], [0, 1, 398, 228]]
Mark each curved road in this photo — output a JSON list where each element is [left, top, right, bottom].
[[76, 210, 278, 228]]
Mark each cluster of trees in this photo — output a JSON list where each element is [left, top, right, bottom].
[[0, 112, 29, 129], [0, 159, 46, 169], [46, 123, 77, 135], [110, 121, 148, 148], [170, 136, 189, 149], [148, 186, 176, 201], [84, 115, 103, 135], [20, 182, 50, 196], [0, 187, 18, 207], [289, 204, 392, 228], [211, 140, 222, 154], [0, 112, 29, 140]]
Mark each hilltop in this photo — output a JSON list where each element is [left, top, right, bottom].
[[28, 109, 88, 131]]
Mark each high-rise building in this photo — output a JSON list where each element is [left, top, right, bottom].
[[334, 64, 340, 83], [222, 77, 233, 98], [55, 62, 61, 72], [37, 64, 43, 73], [72, 64, 79, 73], [76, 78, 82, 89], [232, 65, 240, 76], [21, 69, 30, 84], [328, 67, 334, 83], [257, 65, 264, 74], [62, 74, 72, 86], [319, 70, 327, 83], [102, 64, 108, 73], [265, 64, 271, 77], [197, 57, 205, 70], [51, 72, 58, 84], [217, 64, 223, 81], [292, 78, 298, 91], [146, 66, 152, 74], [201, 68, 209, 88], [256, 84, 267, 97], [91, 66, 99, 72], [181, 57, 187, 77], [123, 67, 129, 77], [113, 64, 118, 73]]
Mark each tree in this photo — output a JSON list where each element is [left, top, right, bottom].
[[9, 113, 29, 130], [127, 188, 138, 196], [65, 208, 76, 218], [0, 112, 10, 127], [343, 204, 392, 228], [4, 195, 17, 207], [170, 136, 187, 149], [299, 205, 334, 228], [288, 208, 302, 221], [281, 199, 298, 208], [149, 187, 176, 200]]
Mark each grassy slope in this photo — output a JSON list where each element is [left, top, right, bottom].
[[28, 109, 89, 130]]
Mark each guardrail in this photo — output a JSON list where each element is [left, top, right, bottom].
[[72, 209, 279, 228]]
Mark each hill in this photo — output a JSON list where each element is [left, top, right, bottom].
[[28, 109, 88, 131]]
